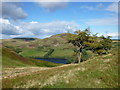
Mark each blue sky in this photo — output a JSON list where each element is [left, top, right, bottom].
[[1, 2, 118, 39]]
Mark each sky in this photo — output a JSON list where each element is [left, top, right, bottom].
[[0, 1, 119, 39]]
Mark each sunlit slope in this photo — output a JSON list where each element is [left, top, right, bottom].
[[2, 47, 32, 67], [2, 34, 74, 58], [3, 47, 118, 88], [2, 47, 61, 68], [2, 34, 72, 49]]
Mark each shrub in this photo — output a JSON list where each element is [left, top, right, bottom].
[[66, 58, 74, 64], [96, 49, 106, 55], [81, 50, 93, 62], [5, 46, 22, 54], [14, 48, 22, 54], [66, 56, 78, 64], [44, 49, 54, 58]]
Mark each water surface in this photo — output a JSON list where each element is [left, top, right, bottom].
[[34, 58, 67, 64]]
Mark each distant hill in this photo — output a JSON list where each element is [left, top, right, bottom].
[[2, 33, 73, 49], [2, 33, 118, 58], [112, 39, 120, 41], [13, 37, 37, 41]]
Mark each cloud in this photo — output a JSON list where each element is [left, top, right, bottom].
[[107, 32, 119, 37], [2, 24, 22, 35], [80, 3, 104, 11], [80, 2, 118, 13], [2, 2, 27, 19], [105, 2, 118, 13], [107, 32, 120, 38], [22, 21, 79, 36], [0, 18, 24, 35], [0, 34, 11, 39], [1, 18, 79, 39], [0, 18, 10, 24], [36, 1, 68, 12], [86, 17, 118, 26]]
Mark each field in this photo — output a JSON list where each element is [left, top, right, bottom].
[[2, 34, 74, 59], [2, 47, 118, 88], [1, 1, 119, 88], [21, 48, 74, 59], [1, 35, 119, 88], [2, 47, 61, 68]]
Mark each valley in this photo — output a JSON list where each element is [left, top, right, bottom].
[[1, 33, 119, 88]]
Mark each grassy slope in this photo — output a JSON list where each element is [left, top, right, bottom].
[[2, 34, 119, 59], [20, 48, 47, 57], [49, 49, 74, 58], [2, 47, 61, 68], [2, 34, 74, 58], [2, 47, 118, 88], [21, 33, 74, 58]]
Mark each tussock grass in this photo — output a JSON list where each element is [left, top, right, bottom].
[[2, 47, 118, 88], [2, 38, 119, 88]]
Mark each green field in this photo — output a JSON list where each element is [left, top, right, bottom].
[[2, 35, 119, 88], [21, 48, 74, 59], [21, 48, 46, 57], [2, 47, 118, 88], [2, 47, 61, 68], [2, 34, 74, 59]]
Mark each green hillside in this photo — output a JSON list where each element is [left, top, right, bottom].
[[2, 47, 61, 68], [2, 33, 74, 58], [2, 47, 118, 88], [1, 34, 119, 88]]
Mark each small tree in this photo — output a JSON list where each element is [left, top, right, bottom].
[[14, 48, 22, 54], [67, 29, 112, 63], [67, 29, 90, 63], [44, 48, 54, 58]]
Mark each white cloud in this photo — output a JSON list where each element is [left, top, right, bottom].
[[1, 18, 79, 39], [36, 1, 68, 12], [1, 18, 118, 39], [105, 2, 118, 13], [80, 2, 118, 13], [21, 21, 79, 36], [2, 24, 22, 35], [2, 2, 27, 19], [0, 18, 24, 35], [107, 32, 120, 37], [30, 21, 38, 24], [80, 3, 104, 11], [0, 18, 10, 24], [86, 17, 118, 26]]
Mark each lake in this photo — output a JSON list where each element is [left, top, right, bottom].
[[34, 58, 67, 64]]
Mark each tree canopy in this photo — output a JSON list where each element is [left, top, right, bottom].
[[67, 29, 112, 63]]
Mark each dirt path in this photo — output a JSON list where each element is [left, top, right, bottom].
[[2, 67, 50, 79], [2, 53, 112, 79], [2, 64, 77, 79]]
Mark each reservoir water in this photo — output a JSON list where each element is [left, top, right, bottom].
[[34, 58, 67, 64]]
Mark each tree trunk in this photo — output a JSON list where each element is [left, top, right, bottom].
[[77, 52, 82, 63]]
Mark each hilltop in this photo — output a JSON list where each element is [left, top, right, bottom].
[[2, 33, 72, 48], [2, 33, 119, 60], [13, 37, 37, 41]]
